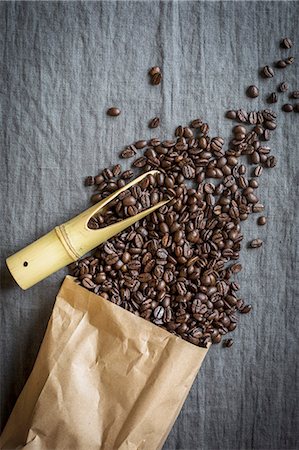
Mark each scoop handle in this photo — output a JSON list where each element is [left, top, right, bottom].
[[6, 229, 73, 290]]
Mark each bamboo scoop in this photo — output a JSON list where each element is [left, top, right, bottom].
[[6, 170, 169, 290]]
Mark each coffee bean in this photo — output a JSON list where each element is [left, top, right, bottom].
[[257, 216, 267, 225], [149, 117, 160, 128], [223, 339, 234, 348], [237, 109, 248, 122], [151, 72, 162, 85], [253, 165, 263, 177], [281, 37, 293, 49], [226, 110, 237, 120], [294, 104, 299, 113], [246, 85, 259, 98], [120, 147, 136, 158], [148, 66, 161, 76], [278, 82, 288, 92], [290, 91, 299, 99], [85, 176, 94, 186], [268, 92, 278, 103], [282, 104, 293, 112], [107, 107, 121, 117], [276, 60, 287, 68], [262, 65, 274, 78], [250, 239, 263, 248], [135, 140, 148, 149], [190, 118, 203, 128], [285, 56, 294, 65]]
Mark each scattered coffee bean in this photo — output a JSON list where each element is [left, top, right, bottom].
[[281, 37, 293, 49], [148, 66, 161, 76], [276, 60, 287, 68], [278, 82, 288, 92], [223, 339, 234, 348], [246, 85, 259, 98], [294, 104, 299, 113], [262, 65, 274, 78], [151, 72, 162, 85], [149, 117, 160, 128], [290, 91, 299, 99], [258, 216, 267, 225], [226, 110, 237, 120], [250, 239, 263, 248], [107, 107, 121, 117], [268, 92, 278, 103], [282, 104, 293, 112], [285, 56, 295, 65]]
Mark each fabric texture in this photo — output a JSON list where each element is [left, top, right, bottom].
[[0, 2, 298, 449]]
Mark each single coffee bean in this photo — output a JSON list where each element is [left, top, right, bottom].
[[148, 66, 161, 76], [246, 85, 259, 98], [190, 118, 203, 128], [149, 117, 160, 128], [240, 304, 252, 314], [282, 104, 293, 112], [278, 82, 288, 92], [250, 239, 263, 248], [226, 110, 236, 120], [294, 104, 299, 113], [290, 91, 299, 99], [268, 92, 278, 103], [285, 56, 294, 65], [276, 60, 287, 68], [253, 165, 263, 177], [262, 65, 274, 78], [85, 176, 94, 186], [120, 147, 136, 158], [257, 216, 267, 225], [135, 140, 148, 149], [223, 339, 234, 348], [151, 72, 162, 85], [281, 37, 293, 49], [107, 107, 121, 116]]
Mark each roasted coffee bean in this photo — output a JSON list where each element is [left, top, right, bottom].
[[223, 338, 234, 348], [262, 65, 274, 78], [149, 117, 160, 128], [290, 91, 299, 99], [294, 104, 299, 113], [265, 155, 277, 168], [276, 60, 287, 68], [151, 72, 162, 85], [120, 147, 136, 158], [285, 56, 294, 65], [148, 66, 161, 76], [250, 239, 263, 248], [268, 92, 278, 103], [85, 176, 94, 186], [226, 110, 237, 120], [257, 216, 267, 226], [246, 85, 259, 98], [253, 165, 263, 177], [282, 104, 293, 112], [107, 107, 121, 117], [237, 109, 248, 122], [191, 118, 203, 128], [135, 140, 148, 149], [278, 82, 288, 93], [281, 37, 293, 49]]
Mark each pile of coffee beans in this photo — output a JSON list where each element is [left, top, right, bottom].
[[70, 107, 280, 348]]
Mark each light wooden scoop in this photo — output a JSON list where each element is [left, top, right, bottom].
[[6, 170, 168, 290]]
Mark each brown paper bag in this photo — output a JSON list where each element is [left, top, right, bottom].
[[1, 276, 208, 450]]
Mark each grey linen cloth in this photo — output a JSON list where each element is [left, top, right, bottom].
[[0, 2, 298, 449]]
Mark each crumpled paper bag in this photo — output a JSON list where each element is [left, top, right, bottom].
[[0, 275, 208, 450]]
